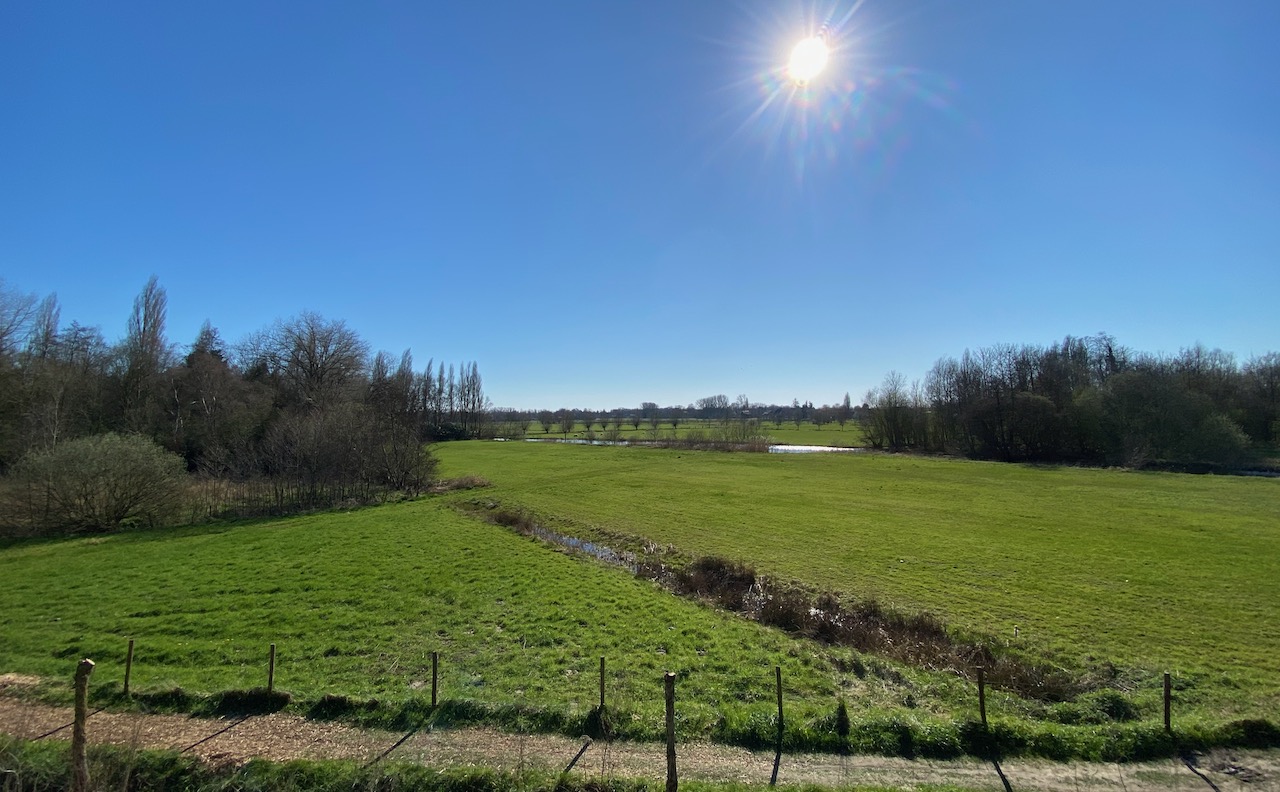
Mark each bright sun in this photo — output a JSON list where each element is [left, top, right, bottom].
[[787, 36, 829, 84]]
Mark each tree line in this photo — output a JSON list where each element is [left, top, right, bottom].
[[0, 277, 489, 533], [495, 334, 1276, 472], [860, 334, 1278, 468], [493, 393, 861, 438]]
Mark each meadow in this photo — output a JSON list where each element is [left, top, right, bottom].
[[1, 440, 1277, 759], [434, 441, 1280, 724], [0, 497, 969, 750]]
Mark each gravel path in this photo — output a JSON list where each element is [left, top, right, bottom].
[[1, 696, 1276, 792]]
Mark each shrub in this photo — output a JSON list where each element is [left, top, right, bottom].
[[675, 556, 756, 609], [1048, 689, 1139, 724], [759, 585, 813, 633], [3, 433, 187, 535]]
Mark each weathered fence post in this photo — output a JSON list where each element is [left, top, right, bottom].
[[431, 651, 439, 707], [123, 639, 135, 697], [770, 665, 783, 786], [267, 643, 276, 693], [72, 658, 95, 792], [599, 656, 606, 711], [977, 667, 987, 728], [1163, 672, 1171, 733], [665, 672, 678, 792]]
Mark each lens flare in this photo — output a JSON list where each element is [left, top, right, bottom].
[[787, 36, 829, 84], [705, 1, 955, 186]]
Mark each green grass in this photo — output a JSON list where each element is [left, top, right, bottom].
[[753, 422, 864, 447], [433, 441, 1280, 723], [2, 441, 1277, 759], [0, 499, 954, 745]]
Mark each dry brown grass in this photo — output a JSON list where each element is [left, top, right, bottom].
[[428, 476, 492, 494]]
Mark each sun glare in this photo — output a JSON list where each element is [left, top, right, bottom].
[[721, 1, 934, 184], [787, 36, 829, 84]]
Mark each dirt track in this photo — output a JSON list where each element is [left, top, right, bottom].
[[1, 696, 1276, 791]]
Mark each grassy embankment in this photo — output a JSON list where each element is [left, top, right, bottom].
[[434, 442, 1280, 726], [0, 495, 963, 752]]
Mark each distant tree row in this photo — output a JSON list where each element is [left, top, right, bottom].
[[0, 277, 489, 531], [494, 332, 1276, 471], [497, 392, 862, 438], [861, 334, 1278, 468]]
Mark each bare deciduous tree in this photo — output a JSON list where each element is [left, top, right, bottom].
[[264, 312, 371, 411], [0, 279, 38, 361], [861, 372, 911, 450], [556, 408, 575, 437]]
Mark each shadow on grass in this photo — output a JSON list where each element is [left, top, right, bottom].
[[204, 687, 291, 716], [65, 682, 1280, 762], [107, 686, 290, 717]]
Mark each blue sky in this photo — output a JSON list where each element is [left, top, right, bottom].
[[2, 1, 1277, 410]]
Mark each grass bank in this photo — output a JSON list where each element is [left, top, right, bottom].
[[0, 499, 974, 749], [433, 441, 1280, 724]]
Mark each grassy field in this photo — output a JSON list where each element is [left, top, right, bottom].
[[434, 441, 1280, 723], [0, 498, 966, 748], [2, 440, 1277, 758], [522, 420, 866, 448]]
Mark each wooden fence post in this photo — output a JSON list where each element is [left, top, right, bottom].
[[267, 644, 276, 693], [977, 667, 987, 728], [123, 639, 134, 697], [431, 651, 439, 707], [770, 665, 783, 786], [72, 658, 95, 792], [1163, 672, 1171, 733], [599, 656, 606, 711], [665, 672, 678, 792]]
